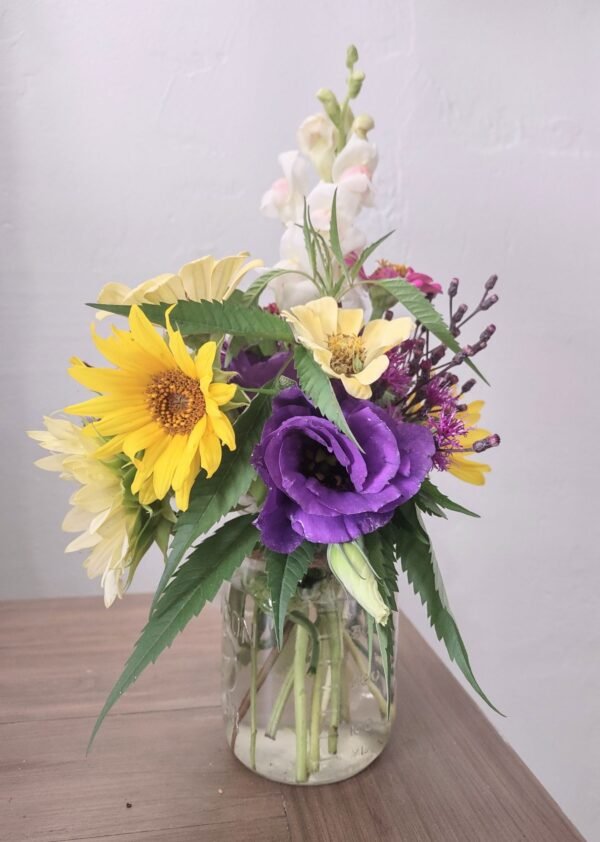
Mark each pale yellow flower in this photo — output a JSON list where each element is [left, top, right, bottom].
[[28, 418, 155, 607], [283, 296, 413, 399], [96, 253, 263, 318]]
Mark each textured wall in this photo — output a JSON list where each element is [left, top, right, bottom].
[[2, 1, 599, 837]]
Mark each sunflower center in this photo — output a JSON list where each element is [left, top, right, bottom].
[[146, 370, 205, 435], [327, 333, 366, 376]]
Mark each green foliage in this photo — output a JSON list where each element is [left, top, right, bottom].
[[376, 277, 489, 384], [92, 298, 294, 343], [416, 479, 480, 520], [89, 515, 259, 749], [394, 501, 501, 714], [347, 232, 394, 281], [293, 345, 360, 448], [242, 270, 282, 307], [376, 619, 394, 718], [151, 392, 273, 610], [368, 283, 398, 320], [265, 543, 314, 649]]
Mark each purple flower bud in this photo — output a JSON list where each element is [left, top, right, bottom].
[[452, 303, 468, 324], [448, 278, 459, 298], [481, 294, 499, 311], [480, 324, 496, 342], [384, 309, 394, 321], [429, 345, 446, 365], [446, 373, 459, 386], [473, 434, 501, 453], [461, 378, 476, 393], [485, 274, 498, 291], [455, 403, 468, 413]]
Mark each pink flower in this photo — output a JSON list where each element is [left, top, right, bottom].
[[405, 268, 443, 296]]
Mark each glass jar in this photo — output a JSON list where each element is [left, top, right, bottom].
[[221, 553, 396, 785]]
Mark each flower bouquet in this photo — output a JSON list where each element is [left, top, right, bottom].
[[30, 46, 500, 785]]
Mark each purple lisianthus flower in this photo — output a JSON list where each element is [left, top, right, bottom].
[[252, 387, 435, 553], [228, 350, 293, 390]]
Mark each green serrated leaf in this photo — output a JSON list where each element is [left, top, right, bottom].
[[92, 299, 293, 343], [417, 479, 479, 519], [89, 514, 259, 750], [243, 271, 276, 307], [151, 392, 273, 611], [349, 231, 394, 280], [293, 345, 362, 450], [265, 543, 313, 649], [376, 618, 394, 717], [376, 278, 489, 385], [394, 501, 501, 714], [363, 529, 397, 611]]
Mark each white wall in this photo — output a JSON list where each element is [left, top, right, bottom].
[[2, 1, 599, 837]]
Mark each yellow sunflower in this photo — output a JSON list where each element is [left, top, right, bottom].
[[96, 253, 262, 318], [448, 401, 492, 485], [64, 306, 237, 510], [283, 296, 413, 399]]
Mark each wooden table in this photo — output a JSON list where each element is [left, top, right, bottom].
[[0, 596, 583, 842]]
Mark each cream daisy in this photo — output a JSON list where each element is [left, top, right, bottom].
[[283, 296, 413, 399], [96, 253, 263, 318], [28, 418, 165, 607]]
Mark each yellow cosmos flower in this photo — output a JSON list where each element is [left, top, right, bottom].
[[64, 306, 237, 510], [283, 296, 413, 399], [448, 401, 492, 485], [96, 253, 263, 318], [28, 417, 159, 607]]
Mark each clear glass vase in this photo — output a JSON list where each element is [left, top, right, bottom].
[[221, 552, 396, 785]]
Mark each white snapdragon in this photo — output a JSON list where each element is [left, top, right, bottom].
[[297, 113, 338, 181], [260, 150, 310, 225]]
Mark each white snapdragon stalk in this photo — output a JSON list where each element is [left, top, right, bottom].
[[260, 150, 310, 224], [297, 113, 338, 181]]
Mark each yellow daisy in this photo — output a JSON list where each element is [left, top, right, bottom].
[[448, 401, 492, 485], [96, 253, 263, 318], [283, 296, 413, 399], [28, 417, 164, 607], [64, 306, 237, 510]]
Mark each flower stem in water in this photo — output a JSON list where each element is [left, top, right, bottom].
[[325, 608, 342, 754], [265, 661, 294, 740], [293, 622, 310, 783], [309, 617, 326, 773], [249, 605, 259, 770]]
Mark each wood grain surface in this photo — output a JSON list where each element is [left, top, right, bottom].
[[0, 595, 584, 842]]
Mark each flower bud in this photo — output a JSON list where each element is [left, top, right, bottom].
[[485, 274, 498, 291], [461, 378, 476, 394], [346, 44, 359, 69], [316, 88, 341, 124], [481, 294, 498, 311], [473, 434, 501, 453], [480, 324, 496, 342], [327, 542, 391, 626], [348, 70, 365, 99], [452, 303, 468, 323], [352, 113, 375, 139], [448, 278, 459, 298]]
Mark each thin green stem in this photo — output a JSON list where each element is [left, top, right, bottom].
[[249, 605, 259, 770], [325, 608, 342, 754], [293, 623, 310, 783], [308, 617, 326, 774], [265, 661, 294, 740]]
